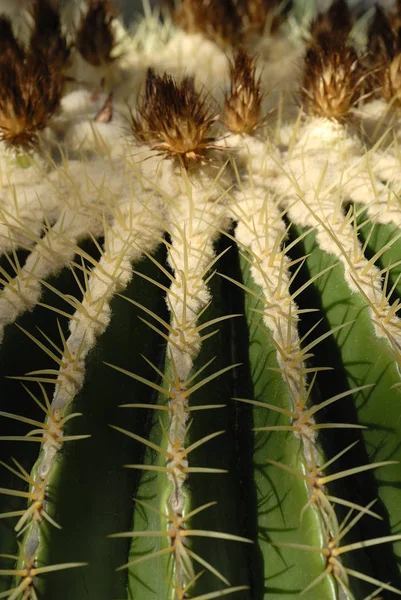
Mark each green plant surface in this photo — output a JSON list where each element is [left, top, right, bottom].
[[0, 246, 170, 599], [355, 210, 401, 300], [291, 224, 401, 597], [117, 251, 252, 600], [238, 253, 338, 600]]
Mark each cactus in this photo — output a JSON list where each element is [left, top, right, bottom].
[[3, 0, 401, 598]]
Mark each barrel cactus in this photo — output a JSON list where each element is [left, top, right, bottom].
[[2, 0, 401, 599]]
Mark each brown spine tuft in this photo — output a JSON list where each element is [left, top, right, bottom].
[[175, 0, 243, 47], [0, 18, 24, 62], [172, 0, 291, 44], [301, 33, 365, 120], [368, 7, 395, 61], [310, 0, 352, 43], [131, 69, 219, 167], [367, 6, 401, 104], [389, 0, 401, 34], [76, 0, 117, 66], [30, 0, 70, 70], [224, 47, 263, 134], [0, 15, 65, 149]]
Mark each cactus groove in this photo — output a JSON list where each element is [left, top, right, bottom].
[[3, 0, 401, 599]]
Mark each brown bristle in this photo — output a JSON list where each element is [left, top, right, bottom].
[[368, 7, 395, 60], [301, 34, 365, 120], [131, 69, 219, 167], [310, 0, 352, 44], [172, 0, 290, 44], [0, 16, 64, 149], [389, 0, 401, 33], [175, 0, 242, 47], [224, 48, 263, 134], [76, 0, 116, 66], [30, 0, 70, 70], [95, 93, 113, 123], [367, 7, 401, 104], [0, 18, 24, 62]]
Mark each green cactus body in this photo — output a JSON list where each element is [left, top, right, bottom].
[[3, 1, 401, 599]]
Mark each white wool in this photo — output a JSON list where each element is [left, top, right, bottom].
[[154, 32, 230, 103]]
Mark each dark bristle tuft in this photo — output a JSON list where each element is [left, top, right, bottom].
[[30, 0, 70, 70], [0, 10, 65, 149], [76, 0, 117, 67], [172, 0, 291, 44], [301, 34, 365, 120], [224, 47, 264, 134], [310, 0, 352, 44], [368, 7, 395, 60], [0, 59, 64, 148], [367, 6, 401, 104], [131, 69, 220, 167], [390, 0, 401, 33], [175, 0, 243, 47], [0, 17, 24, 61]]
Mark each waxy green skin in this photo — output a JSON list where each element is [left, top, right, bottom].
[[3, 233, 401, 599]]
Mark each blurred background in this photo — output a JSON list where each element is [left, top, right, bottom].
[[117, 0, 396, 23], [0, 0, 396, 25]]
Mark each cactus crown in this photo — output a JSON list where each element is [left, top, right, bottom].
[[131, 68, 219, 166], [76, 0, 116, 66], [0, 5, 66, 149]]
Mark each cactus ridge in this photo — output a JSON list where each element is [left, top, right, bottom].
[[2, 1, 401, 599]]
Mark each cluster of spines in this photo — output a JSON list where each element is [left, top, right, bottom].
[[225, 145, 401, 595], [172, 0, 289, 47], [219, 1, 401, 597], [131, 69, 219, 167], [76, 0, 117, 67], [0, 1, 67, 148], [297, 0, 401, 119], [0, 0, 117, 150], [110, 164, 248, 597], [366, 1, 401, 105], [125, 3, 401, 595], [1, 0, 401, 153]]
